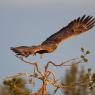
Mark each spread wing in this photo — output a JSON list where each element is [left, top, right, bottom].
[[11, 15, 95, 57], [42, 15, 95, 46]]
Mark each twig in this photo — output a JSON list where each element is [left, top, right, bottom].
[[45, 58, 83, 72], [47, 79, 90, 88], [16, 56, 43, 77]]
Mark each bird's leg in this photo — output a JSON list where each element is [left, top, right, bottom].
[[40, 54, 44, 59]]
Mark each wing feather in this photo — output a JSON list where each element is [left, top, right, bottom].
[[42, 15, 95, 46]]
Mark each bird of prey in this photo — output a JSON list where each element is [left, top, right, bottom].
[[11, 15, 95, 57]]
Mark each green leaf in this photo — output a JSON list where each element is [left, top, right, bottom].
[[83, 58, 88, 62], [86, 50, 90, 54], [88, 68, 91, 72], [81, 47, 84, 52], [80, 55, 84, 58]]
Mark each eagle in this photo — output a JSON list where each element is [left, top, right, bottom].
[[11, 15, 95, 57]]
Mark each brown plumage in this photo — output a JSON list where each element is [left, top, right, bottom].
[[11, 15, 95, 57]]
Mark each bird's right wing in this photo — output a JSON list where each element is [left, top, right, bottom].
[[42, 15, 95, 46]]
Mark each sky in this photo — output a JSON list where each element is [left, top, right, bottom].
[[0, 0, 95, 94]]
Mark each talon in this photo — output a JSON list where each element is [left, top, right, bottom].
[[40, 54, 44, 59]]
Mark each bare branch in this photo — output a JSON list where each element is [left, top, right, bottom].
[[16, 56, 43, 77], [45, 58, 83, 73]]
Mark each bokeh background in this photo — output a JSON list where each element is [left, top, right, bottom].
[[0, 0, 95, 94]]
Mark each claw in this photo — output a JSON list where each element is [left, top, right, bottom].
[[40, 54, 44, 59]]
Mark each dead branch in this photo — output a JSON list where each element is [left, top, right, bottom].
[[7, 50, 90, 95], [17, 56, 43, 77], [45, 58, 84, 72]]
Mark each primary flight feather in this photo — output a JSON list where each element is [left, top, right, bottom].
[[11, 15, 95, 57]]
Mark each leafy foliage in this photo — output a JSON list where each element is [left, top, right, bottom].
[[62, 64, 95, 95], [0, 78, 31, 95]]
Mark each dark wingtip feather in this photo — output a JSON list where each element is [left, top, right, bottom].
[[10, 47, 14, 50], [82, 16, 92, 24], [78, 15, 95, 30], [10, 47, 17, 52], [86, 18, 95, 26], [80, 15, 86, 22], [10, 47, 19, 54], [77, 17, 80, 22]]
